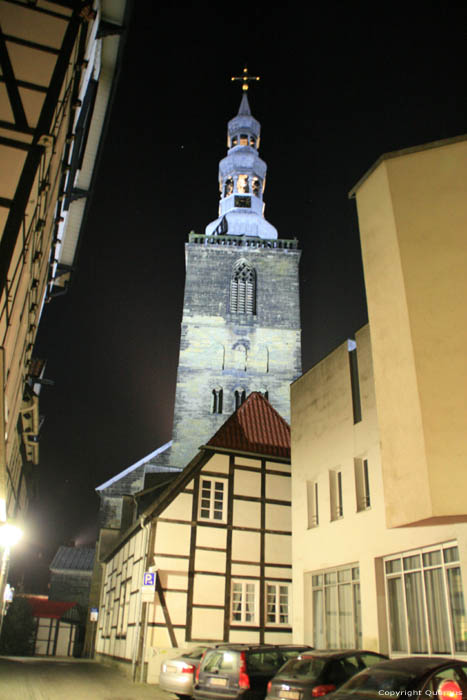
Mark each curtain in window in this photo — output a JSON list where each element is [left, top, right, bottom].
[[405, 572, 428, 653], [387, 577, 408, 652], [424, 568, 450, 653], [446, 567, 467, 652]]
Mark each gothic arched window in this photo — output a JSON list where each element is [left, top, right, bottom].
[[212, 388, 223, 414], [234, 388, 246, 411], [230, 260, 256, 315]]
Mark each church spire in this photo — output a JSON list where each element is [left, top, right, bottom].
[[205, 76, 277, 240]]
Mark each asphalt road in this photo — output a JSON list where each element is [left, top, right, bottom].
[[0, 657, 171, 700]]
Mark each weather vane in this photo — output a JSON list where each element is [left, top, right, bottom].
[[231, 67, 260, 92]]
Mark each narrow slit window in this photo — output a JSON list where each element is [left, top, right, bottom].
[[234, 389, 246, 410], [307, 481, 319, 528], [212, 388, 223, 414], [348, 340, 362, 423], [355, 458, 371, 511], [330, 470, 344, 521]]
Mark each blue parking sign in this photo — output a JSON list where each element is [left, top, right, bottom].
[[143, 572, 155, 587]]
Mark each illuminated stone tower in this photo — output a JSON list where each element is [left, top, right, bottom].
[[168, 89, 302, 467]]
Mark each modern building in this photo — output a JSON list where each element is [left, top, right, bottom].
[[0, 0, 130, 523], [95, 393, 293, 681], [290, 136, 467, 658]]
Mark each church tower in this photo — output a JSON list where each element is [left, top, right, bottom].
[[168, 89, 302, 467]]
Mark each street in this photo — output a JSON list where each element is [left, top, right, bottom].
[[0, 657, 171, 700]]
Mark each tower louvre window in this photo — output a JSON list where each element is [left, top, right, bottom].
[[234, 389, 246, 410], [230, 260, 256, 315]]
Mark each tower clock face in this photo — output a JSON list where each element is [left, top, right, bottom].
[[234, 195, 251, 208]]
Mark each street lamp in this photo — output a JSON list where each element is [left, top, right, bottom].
[[0, 522, 23, 638]]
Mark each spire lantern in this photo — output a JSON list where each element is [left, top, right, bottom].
[[205, 73, 277, 240]]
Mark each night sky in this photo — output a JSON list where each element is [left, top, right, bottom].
[[11, 5, 467, 591]]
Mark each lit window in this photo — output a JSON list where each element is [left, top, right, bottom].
[[311, 565, 361, 649], [354, 458, 370, 511], [266, 583, 290, 625], [232, 580, 258, 624], [330, 470, 343, 521], [230, 260, 256, 315], [239, 134, 249, 146], [199, 478, 227, 522], [252, 176, 261, 196], [384, 543, 467, 655], [237, 174, 249, 193], [249, 135, 256, 147], [224, 177, 233, 197]]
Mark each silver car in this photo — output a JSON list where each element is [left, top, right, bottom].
[[160, 646, 211, 699]]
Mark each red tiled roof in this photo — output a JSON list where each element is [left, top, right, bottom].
[[24, 596, 77, 619], [206, 392, 290, 459]]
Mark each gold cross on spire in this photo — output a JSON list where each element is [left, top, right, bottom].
[[231, 67, 260, 92]]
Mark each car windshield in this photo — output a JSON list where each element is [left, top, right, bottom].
[[278, 657, 326, 680], [334, 668, 414, 697], [184, 647, 209, 660]]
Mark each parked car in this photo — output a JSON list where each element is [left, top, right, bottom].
[[160, 645, 213, 699], [330, 656, 467, 700], [265, 649, 388, 699], [193, 644, 312, 700]]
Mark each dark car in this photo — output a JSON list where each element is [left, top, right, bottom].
[[330, 656, 467, 700], [193, 644, 312, 700], [160, 645, 213, 699], [266, 650, 388, 699]]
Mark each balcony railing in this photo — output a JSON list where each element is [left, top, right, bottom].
[[188, 232, 299, 250]]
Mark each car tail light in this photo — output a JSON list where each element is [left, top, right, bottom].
[[312, 684, 336, 697], [181, 663, 195, 674], [267, 680, 272, 694], [439, 680, 462, 700], [239, 651, 250, 689], [195, 651, 207, 683]]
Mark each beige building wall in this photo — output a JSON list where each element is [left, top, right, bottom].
[[291, 326, 467, 654], [350, 136, 467, 528]]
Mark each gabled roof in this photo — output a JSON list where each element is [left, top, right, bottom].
[[102, 393, 290, 562], [206, 392, 290, 459], [49, 546, 94, 574], [24, 596, 77, 620]]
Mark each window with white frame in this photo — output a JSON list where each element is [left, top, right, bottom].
[[307, 481, 319, 528], [354, 458, 370, 511], [330, 470, 344, 521], [231, 580, 258, 624], [384, 543, 467, 655], [266, 583, 290, 625], [199, 477, 227, 522], [311, 565, 361, 649]]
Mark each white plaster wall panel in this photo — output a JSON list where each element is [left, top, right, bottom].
[[151, 626, 175, 648], [129, 535, 136, 557], [192, 608, 224, 640], [154, 556, 189, 573], [266, 503, 291, 531], [165, 572, 188, 590], [265, 631, 293, 644], [265, 566, 292, 579], [233, 499, 261, 528], [186, 480, 195, 490], [266, 461, 291, 474], [235, 457, 261, 468], [155, 521, 191, 555], [232, 530, 261, 561], [204, 453, 230, 473], [230, 629, 260, 643], [234, 469, 261, 497], [196, 525, 227, 549], [129, 590, 138, 623], [265, 533, 291, 565], [266, 473, 291, 500], [193, 574, 225, 605], [194, 548, 226, 573], [152, 591, 187, 625], [231, 563, 260, 577], [161, 492, 193, 522]]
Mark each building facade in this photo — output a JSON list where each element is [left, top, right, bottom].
[[95, 393, 293, 681], [291, 135, 467, 658], [0, 0, 130, 522]]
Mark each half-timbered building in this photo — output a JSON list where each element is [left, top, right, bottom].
[[95, 392, 293, 681]]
